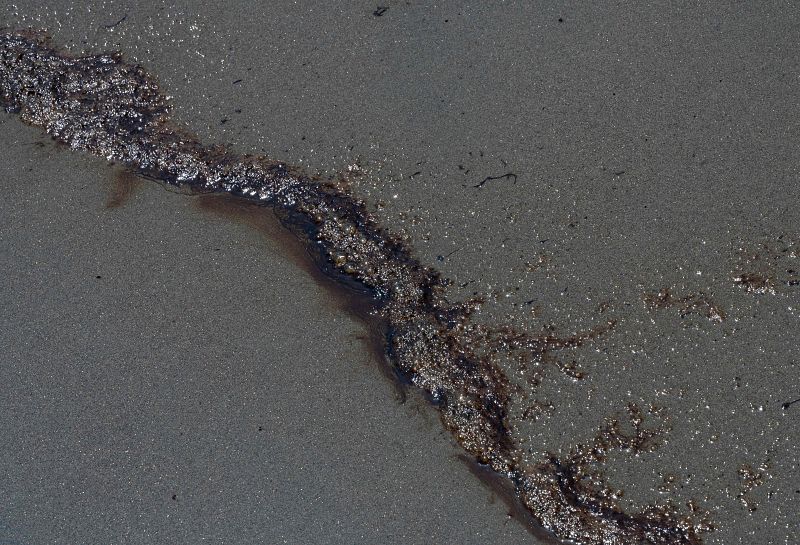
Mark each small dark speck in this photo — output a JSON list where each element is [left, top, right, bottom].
[[614, 170, 626, 176], [374, 6, 388, 16], [258, 426, 264, 431], [232, 79, 242, 85], [558, 17, 564, 23], [95, 275, 102, 279], [171, 494, 177, 501], [220, 118, 228, 124]]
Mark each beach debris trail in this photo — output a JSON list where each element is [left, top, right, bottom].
[[0, 30, 712, 545]]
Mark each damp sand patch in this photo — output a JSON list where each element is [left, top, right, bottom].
[[0, 31, 714, 544]]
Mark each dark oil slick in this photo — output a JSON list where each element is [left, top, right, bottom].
[[0, 31, 713, 545]]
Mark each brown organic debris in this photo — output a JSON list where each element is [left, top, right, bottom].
[[0, 31, 713, 545], [734, 235, 799, 294], [643, 289, 726, 323], [736, 462, 771, 512]]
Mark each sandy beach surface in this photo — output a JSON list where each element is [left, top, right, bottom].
[[1, 2, 798, 544], [0, 118, 538, 544]]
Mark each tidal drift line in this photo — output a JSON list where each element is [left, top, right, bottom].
[[0, 31, 711, 545]]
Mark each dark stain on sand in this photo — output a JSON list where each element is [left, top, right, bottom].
[[105, 167, 145, 209], [0, 32, 716, 544], [191, 192, 408, 402]]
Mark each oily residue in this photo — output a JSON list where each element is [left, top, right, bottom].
[[192, 192, 403, 400], [105, 166, 144, 208], [0, 31, 712, 545], [736, 462, 771, 513], [734, 234, 799, 294], [643, 289, 726, 324]]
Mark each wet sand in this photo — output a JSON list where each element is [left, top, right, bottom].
[[1, 2, 799, 544], [0, 118, 539, 544]]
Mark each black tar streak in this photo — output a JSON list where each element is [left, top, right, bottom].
[[102, 14, 128, 30], [474, 172, 518, 188], [782, 397, 800, 410], [436, 248, 461, 262]]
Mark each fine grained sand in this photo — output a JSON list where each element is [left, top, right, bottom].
[[0, 118, 538, 544], [1, 2, 799, 544]]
